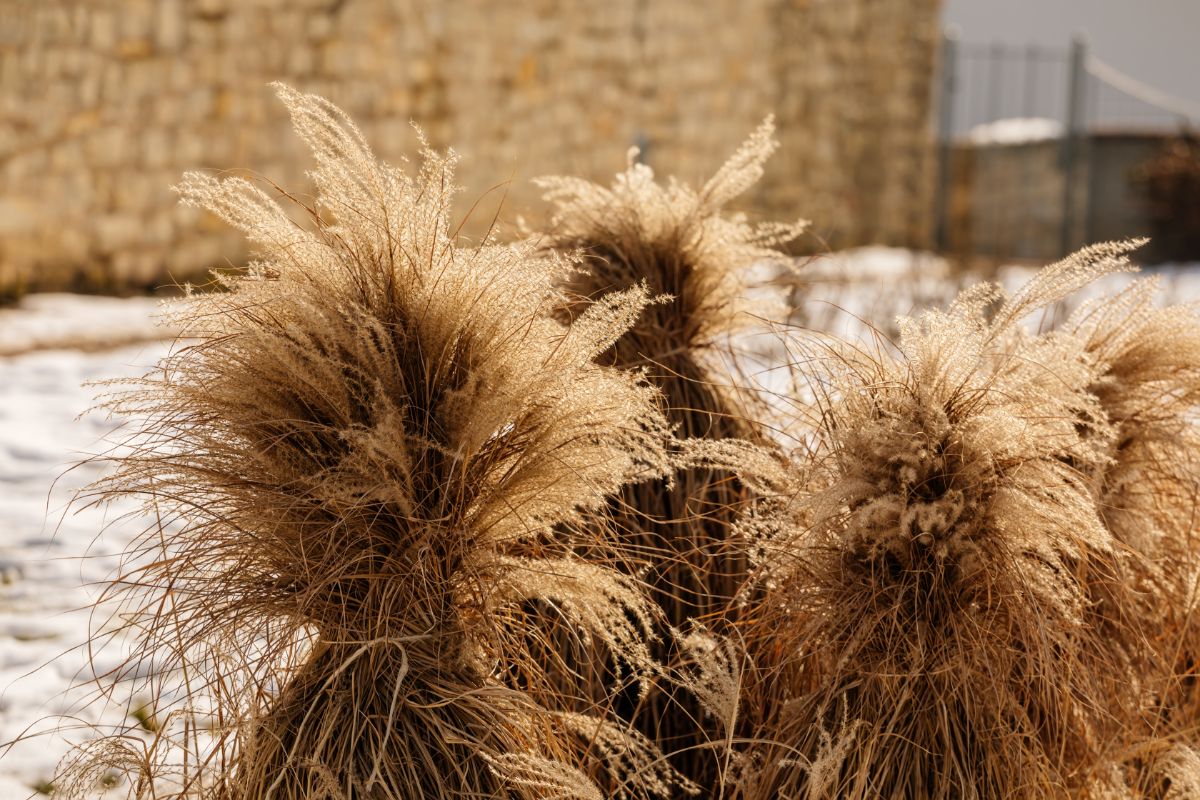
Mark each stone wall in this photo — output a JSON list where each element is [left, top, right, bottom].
[[0, 0, 942, 297]]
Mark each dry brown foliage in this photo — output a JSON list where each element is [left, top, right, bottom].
[[62, 84, 693, 800], [1133, 135, 1200, 262], [533, 121, 806, 787], [1060, 275, 1200, 796], [722, 242, 1189, 799]]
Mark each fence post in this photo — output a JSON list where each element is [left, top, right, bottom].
[[933, 29, 958, 253], [1060, 35, 1088, 256]]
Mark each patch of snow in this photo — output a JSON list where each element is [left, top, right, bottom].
[[0, 294, 175, 357], [787, 247, 958, 341], [968, 117, 1064, 145], [996, 260, 1200, 321], [0, 295, 183, 795], [799, 246, 950, 282]]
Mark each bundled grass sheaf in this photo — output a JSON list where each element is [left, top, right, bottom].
[[729, 242, 1161, 799], [66, 84, 690, 799], [533, 121, 805, 784], [1060, 274, 1200, 795]]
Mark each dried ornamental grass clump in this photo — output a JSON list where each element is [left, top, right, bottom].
[[1067, 280, 1200, 696], [534, 121, 806, 781], [730, 243, 1157, 799], [68, 84, 690, 800], [1056, 276, 1200, 793]]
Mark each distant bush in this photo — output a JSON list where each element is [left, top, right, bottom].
[[1133, 133, 1200, 261]]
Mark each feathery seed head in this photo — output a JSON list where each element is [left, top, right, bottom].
[[536, 117, 807, 360]]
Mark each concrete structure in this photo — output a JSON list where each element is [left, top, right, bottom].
[[944, 133, 1180, 265], [0, 0, 941, 296]]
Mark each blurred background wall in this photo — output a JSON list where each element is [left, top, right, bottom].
[[0, 0, 941, 298]]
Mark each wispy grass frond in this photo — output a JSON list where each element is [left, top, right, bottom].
[[536, 116, 806, 352]]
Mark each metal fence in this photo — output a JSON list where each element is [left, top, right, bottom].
[[933, 33, 1200, 262]]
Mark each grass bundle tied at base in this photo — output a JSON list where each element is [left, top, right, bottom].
[[1059, 274, 1200, 795], [533, 121, 807, 786], [65, 84, 693, 800], [725, 242, 1169, 799]]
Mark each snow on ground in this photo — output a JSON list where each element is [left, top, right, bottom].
[[1, 255, 1199, 796], [0, 296, 173, 797], [0, 295, 174, 358], [789, 246, 957, 338], [996, 259, 1200, 310], [789, 246, 1200, 343]]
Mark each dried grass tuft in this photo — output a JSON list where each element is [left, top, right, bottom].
[[1058, 273, 1200, 790], [730, 242, 1157, 799], [1067, 279, 1200, 676], [533, 119, 806, 785], [66, 84, 689, 800]]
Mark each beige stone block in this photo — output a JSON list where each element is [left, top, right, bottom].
[[89, 10, 117, 51], [84, 126, 130, 168], [48, 139, 85, 172], [260, 38, 288, 72], [183, 87, 216, 121], [168, 233, 232, 277], [123, 57, 169, 99], [156, 0, 186, 51], [142, 127, 173, 168], [152, 95, 184, 127], [119, 0, 154, 40], [95, 214, 142, 252], [54, 224, 90, 264], [113, 249, 163, 286], [320, 41, 358, 76], [286, 46, 316, 76], [269, 9, 305, 40], [0, 197, 43, 237], [174, 130, 209, 166], [4, 150, 48, 183], [143, 213, 176, 248], [195, 0, 230, 21], [77, 70, 101, 107], [113, 172, 167, 212], [307, 13, 334, 41], [0, 51, 19, 88], [117, 38, 154, 60]]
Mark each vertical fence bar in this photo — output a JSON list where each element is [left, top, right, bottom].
[[1020, 45, 1040, 256], [1083, 71, 1100, 248], [933, 30, 958, 253], [1060, 35, 1088, 256], [987, 42, 1004, 123], [1024, 44, 1039, 118]]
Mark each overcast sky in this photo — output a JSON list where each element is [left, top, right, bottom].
[[943, 0, 1200, 106]]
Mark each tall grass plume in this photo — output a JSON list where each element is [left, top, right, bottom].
[[65, 84, 689, 800], [533, 120, 806, 784], [730, 242, 1159, 799]]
